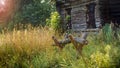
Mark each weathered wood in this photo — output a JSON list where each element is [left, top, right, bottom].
[[72, 0, 97, 8], [72, 28, 100, 34], [56, 0, 101, 32], [86, 2, 96, 28], [80, 28, 100, 32]]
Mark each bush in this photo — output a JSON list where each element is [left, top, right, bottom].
[[89, 45, 111, 68], [46, 12, 61, 32]]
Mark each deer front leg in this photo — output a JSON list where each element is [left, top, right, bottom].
[[68, 34, 88, 67]]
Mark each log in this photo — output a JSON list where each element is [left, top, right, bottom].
[[75, 28, 100, 32], [81, 28, 100, 32]]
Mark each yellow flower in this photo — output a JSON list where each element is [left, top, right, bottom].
[[104, 45, 111, 53]]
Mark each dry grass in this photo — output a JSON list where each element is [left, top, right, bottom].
[[0, 25, 56, 67], [0, 26, 55, 51]]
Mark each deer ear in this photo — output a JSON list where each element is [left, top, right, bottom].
[[52, 36, 60, 46]]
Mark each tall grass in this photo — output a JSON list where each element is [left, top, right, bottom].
[[0, 25, 55, 68], [0, 24, 120, 68]]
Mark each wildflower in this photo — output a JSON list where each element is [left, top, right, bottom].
[[104, 45, 111, 53]]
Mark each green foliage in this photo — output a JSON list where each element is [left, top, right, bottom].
[[102, 24, 113, 43], [89, 45, 111, 68], [65, 15, 71, 21], [46, 11, 61, 31], [8, 0, 55, 28], [21, 0, 54, 26]]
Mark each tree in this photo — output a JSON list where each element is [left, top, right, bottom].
[[8, 0, 55, 27]]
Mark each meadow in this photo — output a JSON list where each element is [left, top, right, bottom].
[[0, 25, 120, 68]]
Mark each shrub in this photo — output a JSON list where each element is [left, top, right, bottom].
[[46, 11, 61, 32]]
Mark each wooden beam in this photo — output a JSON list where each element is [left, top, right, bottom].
[[73, 28, 100, 32]]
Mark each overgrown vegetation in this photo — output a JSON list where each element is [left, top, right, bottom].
[[7, 0, 55, 29], [0, 25, 120, 68], [46, 12, 62, 32], [0, 0, 120, 68]]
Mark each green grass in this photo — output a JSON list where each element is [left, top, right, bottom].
[[0, 24, 120, 68]]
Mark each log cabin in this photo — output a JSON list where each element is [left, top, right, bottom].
[[55, 0, 120, 33]]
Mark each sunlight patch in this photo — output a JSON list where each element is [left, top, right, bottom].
[[0, 0, 5, 5]]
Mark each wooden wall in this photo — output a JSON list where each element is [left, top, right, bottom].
[[56, 0, 101, 33]]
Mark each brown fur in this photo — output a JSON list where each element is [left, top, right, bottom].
[[52, 36, 64, 50]]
